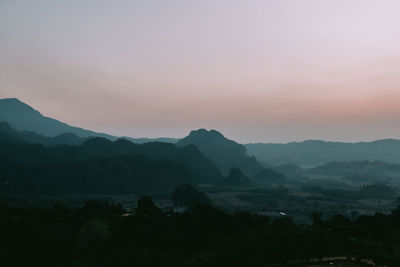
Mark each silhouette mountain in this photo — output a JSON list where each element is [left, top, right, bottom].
[[177, 129, 263, 176], [122, 136, 179, 144], [0, 121, 85, 146], [75, 137, 224, 184], [0, 133, 225, 195], [0, 124, 223, 185], [0, 98, 115, 139], [245, 139, 400, 167], [223, 168, 251, 187], [0, 98, 181, 144]]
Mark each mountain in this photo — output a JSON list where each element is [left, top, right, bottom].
[[307, 160, 400, 182], [0, 98, 182, 144], [272, 164, 303, 178], [123, 136, 179, 144], [0, 121, 85, 146], [308, 160, 400, 176], [245, 139, 400, 167], [0, 121, 18, 138], [0, 98, 116, 139], [250, 168, 288, 184], [76, 138, 224, 184], [177, 129, 263, 176], [0, 124, 223, 185], [291, 160, 400, 186], [0, 146, 193, 195], [0, 132, 225, 195]]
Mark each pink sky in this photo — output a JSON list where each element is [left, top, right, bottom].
[[1, 0, 400, 143]]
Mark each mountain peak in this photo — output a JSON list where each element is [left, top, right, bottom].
[[0, 98, 34, 107], [188, 128, 225, 139], [0, 98, 116, 139], [1, 97, 20, 102], [0, 98, 41, 115], [181, 129, 237, 148], [1, 97, 23, 103], [177, 129, 263, 176]]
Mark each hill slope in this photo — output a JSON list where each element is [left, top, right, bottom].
[[0, 124, 223, 185], [0, 98, 179, 144], [0, 98, 116, 139], [245, 139, 400, 167], [0, 121, 85, 146], [251, 168, 288, 184], [177, 129, 263, 176]]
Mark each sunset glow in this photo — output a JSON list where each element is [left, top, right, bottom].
[[1, 0, 400, 142]]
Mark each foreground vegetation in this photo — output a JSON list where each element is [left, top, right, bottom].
[[1, 197, 399, 266]]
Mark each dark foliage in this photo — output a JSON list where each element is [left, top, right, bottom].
[[0, 199, 399, 266]]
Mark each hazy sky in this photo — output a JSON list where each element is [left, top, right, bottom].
[[1, 0, 400, 143]]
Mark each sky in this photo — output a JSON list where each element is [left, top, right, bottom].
[[1, 0, 400, 143]]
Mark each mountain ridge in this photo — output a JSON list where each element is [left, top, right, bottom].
[[0, 121, 85, 146], [0, 125, 224, 192], [245, 139, 400, 167], [177, 128, 263, 176], [0, 98, 179, 143], [0, 98, 116, 139]]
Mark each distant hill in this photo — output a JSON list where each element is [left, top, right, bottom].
[[245, 139, 400, 167], [305, 160, 400, 185], [272, 164, 304, 178], [0, 132, 224, 195], [0, 98, 179, 144], [177, 129, 263, 176], [0, 121, 85, 146], [0, 98, 116, 139], [307, 160, 400, 177], [0, 125, 223, 185], [123, 136, 179, 144], [251, 168, 288, 184], [77, 138, 224, 184]]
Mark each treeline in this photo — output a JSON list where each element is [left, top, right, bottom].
[[1, 198, 400, 266]]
